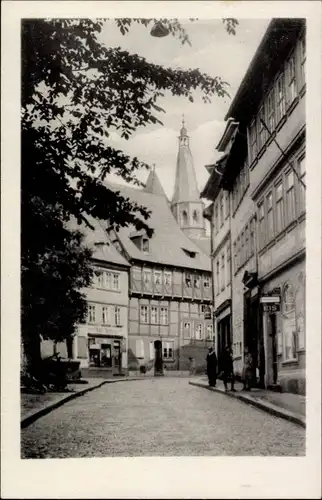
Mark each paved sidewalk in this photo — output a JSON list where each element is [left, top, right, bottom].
[[189, 377, 306, 428], [21, 377, 142, 428]]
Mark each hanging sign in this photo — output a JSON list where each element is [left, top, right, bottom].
[[263, 303, 280, 313], [260, 296, 281, 304]]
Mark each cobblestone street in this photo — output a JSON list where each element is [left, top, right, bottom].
[[21, 378, 305, 458]]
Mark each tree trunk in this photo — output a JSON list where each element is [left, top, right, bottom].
[[22, 333, 41, 374]]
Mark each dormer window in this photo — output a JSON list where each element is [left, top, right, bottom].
[[182, 248, 197, 258], [142, 237, 149, 253]]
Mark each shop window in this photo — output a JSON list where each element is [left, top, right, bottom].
[[195, 324, 203, 340], [282, 283, 297, 361], [163, 342, 174, 359]]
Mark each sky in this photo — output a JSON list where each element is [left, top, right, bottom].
[[99, 18, 271, 198]]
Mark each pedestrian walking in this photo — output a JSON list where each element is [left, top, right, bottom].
[[206, 347, 217, 387], [219, 345, 235, 392], [242, 347, 253, 391], [188, 357, 196, 375]]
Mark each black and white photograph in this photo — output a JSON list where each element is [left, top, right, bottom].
[[1, 1, 321, 498]]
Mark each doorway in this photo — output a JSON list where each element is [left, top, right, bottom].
[[267, 313, 278, 386], [244, 292, 262, 386]]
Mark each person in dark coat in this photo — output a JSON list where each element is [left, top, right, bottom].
[[206, 347, 217, 387], [220, 345, 235, 392]]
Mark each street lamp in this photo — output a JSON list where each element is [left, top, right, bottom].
[[150, 21, 170, 38]]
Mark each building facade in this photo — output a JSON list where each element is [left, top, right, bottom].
[[107, 123, 213, 372], [201, 19, 306, 394]]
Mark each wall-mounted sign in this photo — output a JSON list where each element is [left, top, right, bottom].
[[263, 303, 280, 313], [260, 296, 281, 304]]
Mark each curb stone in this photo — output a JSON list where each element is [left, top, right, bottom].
[[21, 377, 143, 429], [189, 381, 306, 428]]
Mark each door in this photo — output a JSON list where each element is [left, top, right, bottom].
[[244, 293, 259, 385], [113, 341, 121, 374], [269, 314, 278, 385]]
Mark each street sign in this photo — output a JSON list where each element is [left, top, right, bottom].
[[260, 296, 281, 304], [263, 303, 280, 313]]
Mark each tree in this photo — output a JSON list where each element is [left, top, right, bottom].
[[21, 18, 237, 364]]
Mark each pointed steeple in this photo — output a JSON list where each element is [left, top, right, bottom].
[[171, 119, 206, 239], [144, 164, 167, 197], [172, 119, 200, 204]]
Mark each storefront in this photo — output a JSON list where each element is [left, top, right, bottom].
[[88, 334, 125, 374]]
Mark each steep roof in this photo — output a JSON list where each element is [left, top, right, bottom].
[[67, 215, 130, 268], [106, 181, 211, 271], [144, 168, 168, 198], [172, 124, 200, 204], [190, 236, 211, 256]]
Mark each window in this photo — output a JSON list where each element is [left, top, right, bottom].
[[96, 270, 104, 288], [214, 203, 219, 233], [236, 236, 240, 269], [160, 307, 168, 325], [282, 283, 297, 361], [164, 271, 172, 287], [249, 119, 258, 163], [266, 191, 274, 240], [257, 106, 266, 150], [216, 261, 220, 294], [258, 201, 265, 248], [276, 73, 286, 122], [87, 304, 96, 324], [250, 218, 255, 256], [286, 170, 296, 223], [286, 54, 297, 104], [275, 181, 284, 234], [267, 88, 276, 132], [185, 274, 192, 288], [225, 191, 230, 218], [226, 245, 231, 285], [203, 276, 211, 289], [195, 324, 202, 340], [151, 306, 158, 324], [233, 241, 237, 273], [114, 306, 121, 326], [102, 306, 109, 325], [136, 339, 144, 359], [105, 272, 111, 289], [182, 210, 188, 226], [245, 161, 250, 188], [112, 273, 120, 290], [245, 225, 250, 261], [206, 324, 213, 339], [221, 253, 225, 290], [163, 342, 173, 359], [193, 275, 200, 289], [240, 231, 245, 266], [142, 238, 149, 253], [183, 321, 191, 337], [154, 271, 162, 285], [299, 36, 306, 87], [192, 210, 199, 223], [298, 156, 306, 212], [143, 270, 151, 284], [219, 193, 224, 226], [140, 305, 148, 324]]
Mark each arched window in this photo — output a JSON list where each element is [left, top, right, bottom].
[[182, 210, 188, 226], [192, 210, 199, 224], [282, 282, 297, 361]]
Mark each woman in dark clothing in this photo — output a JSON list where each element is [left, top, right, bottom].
[[206, 347, 217, 387], [220, 345, 236, 392]]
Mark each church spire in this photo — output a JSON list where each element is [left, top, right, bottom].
[[144, 164, 167, 197], [171, 119, 206, 239]]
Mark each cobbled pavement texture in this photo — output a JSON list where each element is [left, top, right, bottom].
[[21, 378, 305, 458]]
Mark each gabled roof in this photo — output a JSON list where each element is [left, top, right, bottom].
[[67, 215, 130, 268], [144, 168, 168, 198], [106, 181, 211, 271]]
